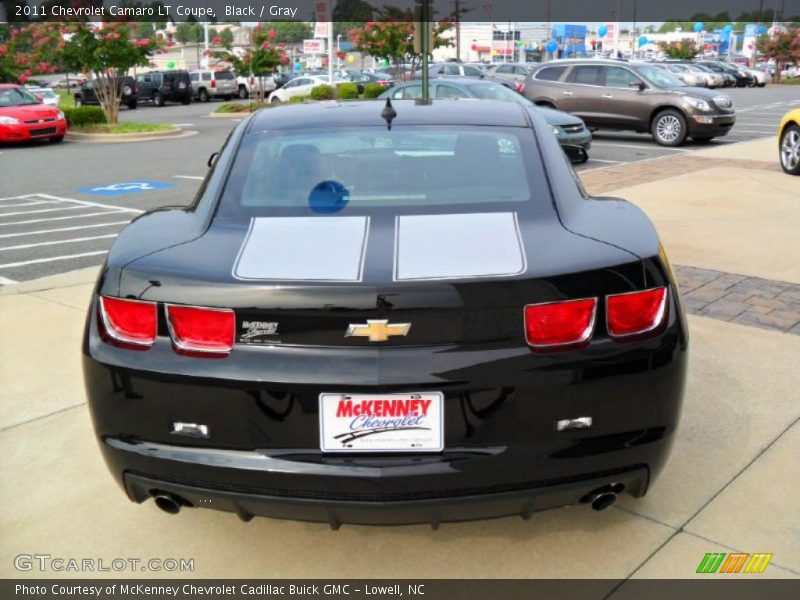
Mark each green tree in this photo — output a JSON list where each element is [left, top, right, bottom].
[[0, 22, 65, 83], [60, 23, 159, 123], [349, 20, 452, 78], [213, 25, 285, 103], [757, 28, 800, 82], [219, 27, 234, 47], [658, 39, 701, 59], [268, 21, 312, 44]]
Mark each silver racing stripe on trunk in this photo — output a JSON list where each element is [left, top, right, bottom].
[[395, 212, 527, 281], [233, 216, 369, 282]]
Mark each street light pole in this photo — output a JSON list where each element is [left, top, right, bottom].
[[327, 0, 334, 84], [337, 34, 342, 69]]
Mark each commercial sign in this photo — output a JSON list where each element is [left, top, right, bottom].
[[303, 39, 325, 54]]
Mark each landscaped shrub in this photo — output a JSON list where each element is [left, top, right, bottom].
[[288, 95, 307, 104], [215, 102, 249, 113], [309, 84, 335, 100], [63, 106, 106, 127], [363, 83, 385, 98], [337, 82, 359, 100]]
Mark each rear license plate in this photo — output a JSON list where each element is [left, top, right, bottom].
[[319, 392, 444, 453]]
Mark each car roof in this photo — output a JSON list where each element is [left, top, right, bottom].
[[394, 77, 505, 87], [248, 99, 530, 132]]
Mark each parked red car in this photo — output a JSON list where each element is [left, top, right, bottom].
[[0, 84, 67, 143]]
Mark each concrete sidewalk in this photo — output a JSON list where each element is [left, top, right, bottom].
[[2, 137, 799, 580]]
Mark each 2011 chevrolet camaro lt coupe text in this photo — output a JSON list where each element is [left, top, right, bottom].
[[83, 100, 688, 527]]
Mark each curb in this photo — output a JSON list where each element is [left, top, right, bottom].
[[65, 126, 187, 143]]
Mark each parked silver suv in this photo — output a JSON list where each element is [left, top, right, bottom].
[[523, 59, 735, 146], [189, 69, 237, 102]]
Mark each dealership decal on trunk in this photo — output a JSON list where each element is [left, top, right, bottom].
[[319, 392, 444, 452], [239, 320, 280, 344]]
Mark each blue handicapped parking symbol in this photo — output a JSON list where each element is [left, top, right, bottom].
[[78, 180, 176, 197]]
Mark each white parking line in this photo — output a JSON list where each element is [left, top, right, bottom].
[[0, 211, 133, 227], [591, 142, 689, 152], [36, 193, 143, 214], [172, 123, 195, 127], [174, 175, 205, 180], [0, 275, 17, 284], [0, 234, 118, 252], [0, 200, 60, 209], [0, 250, 108, 269], [0, 205, 90, 218], [733, 130, 776, 135], [587, 158, 622, 164], [0, 221, 131, 239]]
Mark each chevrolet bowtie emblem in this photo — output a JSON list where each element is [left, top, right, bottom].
[[345, 319, 411, 342]]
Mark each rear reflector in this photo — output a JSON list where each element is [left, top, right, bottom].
[[524, 298, 597, 351], [166, 305, 235, 357], [606, 287, 668, 340], [98, 296, 157, 350]]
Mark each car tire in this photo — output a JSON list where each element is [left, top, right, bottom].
[[652, 109, 688, 147], [75, 96, 83, 107], [153, 92, 164, 107], [199, 89, 210, 103], [49, 135, 65, 143], [270, 96, 281, 104], [238, 86, 248, 100], [127, 100, 138, 110], [536, 101, 556, 109], [181, 98, 191, 105], [779, 123, 800, 176], [758, 82, 766, 87], [691, 136, 714, 144]]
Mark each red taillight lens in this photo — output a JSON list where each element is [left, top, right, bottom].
[[606, 287, 668, 340], [98, 296, 157, 350], [516, 82, 525, 93], [211, 79, 216, 88], [524, 298, 597, 351], [166, 305, 235, 358], [249, 77, 254, 85]]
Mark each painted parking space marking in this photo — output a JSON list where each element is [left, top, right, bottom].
[[0, 205, 90, 218], [591, 141, 690, 152], [77, 180, 176, 197], [174, 175, 205, 180], [0, 250, 108, 269], [0, 193, 140, 284], [0, 234, 118, 252], [0, 220, 131, 239]]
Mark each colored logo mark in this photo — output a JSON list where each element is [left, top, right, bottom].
[[696, 552, 773, 574], [78, 180, 175, 197]]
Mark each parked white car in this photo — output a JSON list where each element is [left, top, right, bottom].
[[267, 75, 345, 103], [235, 73, 276, 99], [25, 87, 60, 106], [744, 68, 770, 87]]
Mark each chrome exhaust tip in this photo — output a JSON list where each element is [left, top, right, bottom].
[[153, 493, 183, 515], [591, 492, 617, 511]]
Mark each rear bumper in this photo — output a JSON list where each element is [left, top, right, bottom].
[[123, 462, 649, 527]]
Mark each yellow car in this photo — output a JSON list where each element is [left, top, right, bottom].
[[779, 108, 800, 175]]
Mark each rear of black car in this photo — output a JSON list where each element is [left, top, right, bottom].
[[83, 102, 688, 526]]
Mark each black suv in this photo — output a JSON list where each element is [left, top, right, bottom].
[[74, 77, 138, 109], [135, 70, 192, 106]]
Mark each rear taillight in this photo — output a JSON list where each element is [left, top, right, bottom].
[[516, 82, 525, 93], [166, 305, 235, 358], [98, 296, 157, 350], [524, 298, 597, 352], [211, 79, 216, 88], [379, 80, 390, 87], [249, 77, 255, 85], [606, 287, 668, 340]]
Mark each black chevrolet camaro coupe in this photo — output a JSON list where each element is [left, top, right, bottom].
[[83, 99, 688, 527]]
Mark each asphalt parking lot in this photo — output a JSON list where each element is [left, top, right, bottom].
[[0, 85, 798, 285]]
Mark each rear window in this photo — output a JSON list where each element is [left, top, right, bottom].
[[535, 66, 566, 81], [216, 126, 550, 219], [214, 71, 235, 80]]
